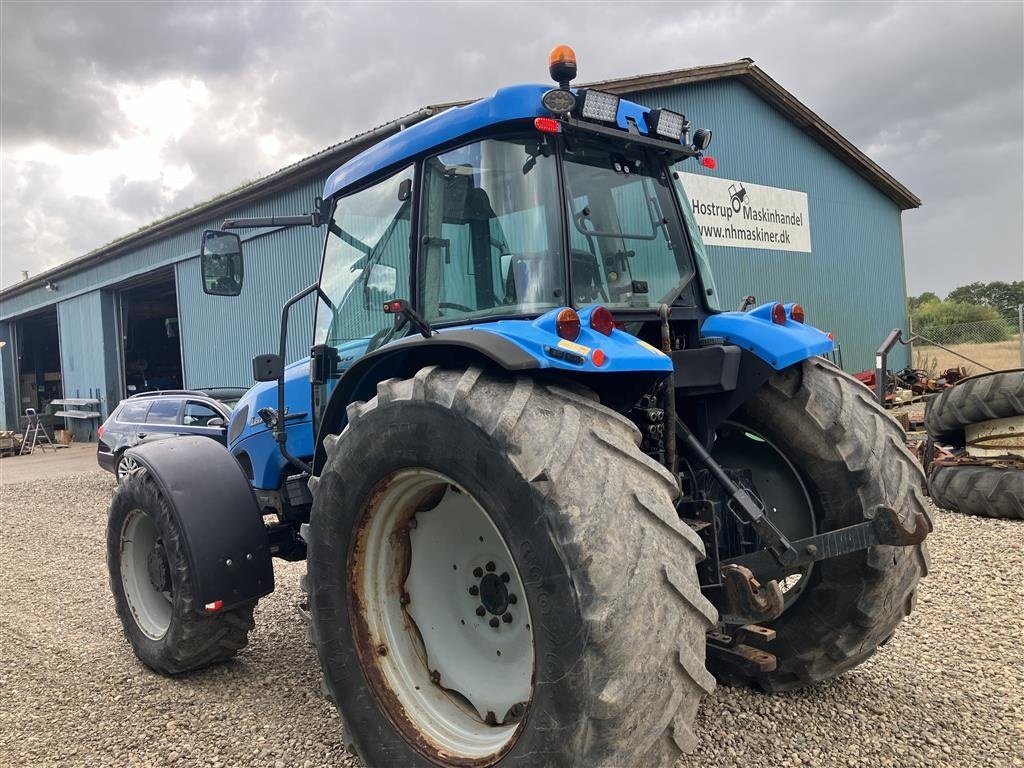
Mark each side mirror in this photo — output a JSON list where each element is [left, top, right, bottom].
[[201, 230, 244, 296], [207, 417, 226, 428], [253, 353, 284, 382]]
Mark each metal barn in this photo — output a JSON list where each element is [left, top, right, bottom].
[[0, 59, 919, 437]]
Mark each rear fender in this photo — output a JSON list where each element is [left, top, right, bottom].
[[701, 303, 834, 370], [125, 436, 274, 613]]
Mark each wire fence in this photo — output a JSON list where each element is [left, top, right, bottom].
[[910, 305, 1023, 374]]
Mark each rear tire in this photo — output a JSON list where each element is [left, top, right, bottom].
[[928, 463, 1024, 520], [716, 358, 931, 691], [307, 366, 718, 768], [107, 477, 257, 675]]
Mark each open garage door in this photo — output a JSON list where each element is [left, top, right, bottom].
[[14, 307, 63, 415], [118, 270, 184, 396]]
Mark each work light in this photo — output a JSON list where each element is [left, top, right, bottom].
[[542, 88, 577, 115], [647, 108, 686, 141], [693, 127, 713, 151], [577, 89, 620, 124]]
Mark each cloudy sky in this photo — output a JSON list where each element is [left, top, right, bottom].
[[1, 1, 1021, 295]]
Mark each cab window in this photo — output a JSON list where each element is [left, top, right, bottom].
[[419, 137, 564, 323]]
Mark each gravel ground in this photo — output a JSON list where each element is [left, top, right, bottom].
[[1, 470, 1022, 767]]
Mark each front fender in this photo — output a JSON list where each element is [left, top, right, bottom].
[[701, 304, 834, 370], [126, 436, 274, 612]]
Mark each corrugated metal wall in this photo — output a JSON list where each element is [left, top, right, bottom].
[[627, 80, 910, 371], [0, 322, 13, 430], [57, 291, 120, 439], [176, 216, 324, 387]]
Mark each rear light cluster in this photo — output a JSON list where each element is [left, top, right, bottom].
[[555, 306, 617, 341], [771, 303, 787, 326], [97, 424, 105, 439], [790, 303, 805, 323], [553, 306, 613, 367]]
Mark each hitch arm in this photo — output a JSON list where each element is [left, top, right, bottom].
[[722, 505, 930, 582]]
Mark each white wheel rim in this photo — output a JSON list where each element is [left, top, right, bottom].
[[117, 454, 144, 483], [120, 509, 173, 639], [352, 469, 534, 763]]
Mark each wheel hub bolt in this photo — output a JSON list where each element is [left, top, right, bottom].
[[508, 594, 517, 604], [473, 567, 483, 578], [489, 617, 500, 628], [502, 612, 513, 623], [476, 606, 486, 617], [486, 561, 496, 572], [500, 572, 510, 583], [468, 585, 480, 596]]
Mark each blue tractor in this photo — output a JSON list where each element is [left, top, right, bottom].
[[107, 46, 930, 768]]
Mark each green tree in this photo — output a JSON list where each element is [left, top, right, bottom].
[[907, 291, 940, 312], [946, 280, 1024, 320], [911, 300, 1012, 344]]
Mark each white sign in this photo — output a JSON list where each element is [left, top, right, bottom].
[[679, 172, 812, 253]]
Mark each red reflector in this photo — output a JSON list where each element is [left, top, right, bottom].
[[700, 156, 717, 169], [590, 306, 614, 336], [204, 600, 223, 612], [534, 117, 561, 134], [592, 349, 606, 367], [827, 332, 835, 341], [556, 308, 581, 341], [771, 303, 787, 325], [790, 303, 805, 323], [97, 424, 105, 439]]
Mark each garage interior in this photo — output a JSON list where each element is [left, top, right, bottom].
[[118, 271, 183, 396], [14, 308, 63, 416]]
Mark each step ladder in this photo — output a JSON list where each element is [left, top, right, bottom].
[[19, 408, 57, 455]]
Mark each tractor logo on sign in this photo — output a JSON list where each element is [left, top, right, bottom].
[[728, 183, 748, 213]]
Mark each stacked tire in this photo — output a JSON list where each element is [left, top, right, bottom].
[[925, 369, 1024, 520]]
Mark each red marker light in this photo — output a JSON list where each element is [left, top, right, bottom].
[[97, 424, 105, 439], [205, 600, 224, 612], [771, 303, 787, 326], [556, 308, 581, 341], [827, 332, 835, 341], [700, 156, 717, 169], [790, 303, 805, 323], [592, 349, 606, 366], [534, 117, 561, 134], [590, 306, 614, 336]]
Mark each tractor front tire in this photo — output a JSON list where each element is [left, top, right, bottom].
[[925, 369, 1024, 445], [719, 358, 931, 692], [307, 366, 718, 768], [107, 477, 257, 675]]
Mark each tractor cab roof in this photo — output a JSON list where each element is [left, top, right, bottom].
[[322, 83, 670, 200]]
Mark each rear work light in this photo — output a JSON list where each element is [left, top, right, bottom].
[[541, 88, 577, 115], [647, 108, 686, 141], [556, 308, 581, 341], [577, 89, 619, 124], [790, 304, 805, 323], [589, 306, 614, 336], [771, 303, 787, 326]]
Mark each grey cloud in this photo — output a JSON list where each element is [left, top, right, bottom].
[[1, 0, 1021, 293]]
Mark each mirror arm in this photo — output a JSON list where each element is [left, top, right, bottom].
[[222, 212, 322, 230]]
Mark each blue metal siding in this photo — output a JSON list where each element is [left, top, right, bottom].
[[176, 221, 323, 388], [0, 322, 14, 429], [628, 80, 909, 371], [57, 291, 119, 439]]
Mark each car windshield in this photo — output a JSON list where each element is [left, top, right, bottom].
[[562, 139, 696, 309]]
